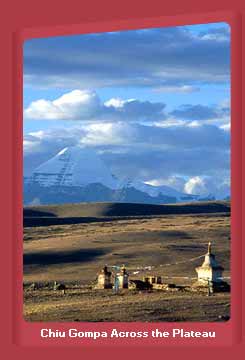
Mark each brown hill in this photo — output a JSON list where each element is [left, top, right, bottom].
[[24, 201, 230, 227]]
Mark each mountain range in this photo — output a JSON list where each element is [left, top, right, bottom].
[[24, 146, 217, 205]]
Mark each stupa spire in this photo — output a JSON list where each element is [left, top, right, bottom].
[[208, 242, 212, 254]]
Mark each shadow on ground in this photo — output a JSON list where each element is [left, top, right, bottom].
[[24, 248, 106, 266]]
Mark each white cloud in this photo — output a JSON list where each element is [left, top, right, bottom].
[[24, 120, 229, 156], [80, 123, 126, 146], [24, 90, 101, 120], [146, 174, 230, 198], [24, 90, 167, 122], [184, 175, 230, 198], [104, 98, 126, 108], [184, 176, 207, 195], [24, 89, 230, 131]]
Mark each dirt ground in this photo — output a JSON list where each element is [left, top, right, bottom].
[[24, 286, 230, 322]]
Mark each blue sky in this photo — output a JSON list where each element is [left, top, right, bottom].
[[23, 22, 230, 197]]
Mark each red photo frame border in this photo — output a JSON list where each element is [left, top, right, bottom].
[[1, 0, 244, 358]]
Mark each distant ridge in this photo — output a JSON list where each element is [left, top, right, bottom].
[[24, 200, 230, 227]]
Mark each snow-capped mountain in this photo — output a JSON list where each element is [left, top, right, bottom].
[[24, 146, 214, 205], [26, 146, 119, 189]]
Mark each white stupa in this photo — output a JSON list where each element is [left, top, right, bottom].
[[195, 242, 224, 285], [117, 265, 129, 289]]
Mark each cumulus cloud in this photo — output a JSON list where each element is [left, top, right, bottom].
[[24, 25, 230, 90], [184, 175, 230, 198], [145, 174, 230, 198], [24, 90, 166, 122], [24, 89, 230, 131], [87, 122, 229, 149], [24, 121, 230, 155], [24, 90, 101, 120], [184, 176, 208, 194]]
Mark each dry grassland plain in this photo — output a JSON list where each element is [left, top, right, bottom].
[[23, 201, 230, 322]]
